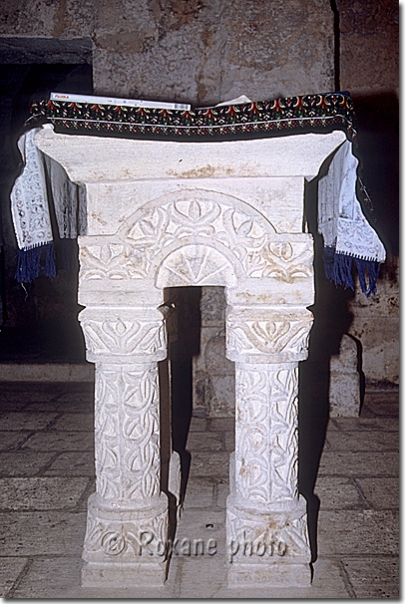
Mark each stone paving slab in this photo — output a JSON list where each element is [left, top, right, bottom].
[[10, 555, 178, 599], [23, 398, 94, 414], [224, 430, 235, 451], [0, 511, 87, 556], [0, 556, 29, 597], [43, 451, 96, 476], [330, 416, 399, 432], [317, 509, 399, 556], [186, 431, 224, 451], [0, 382, 398, 598], [0, 412, 59, 431], [78, 585, 174, 599], [0, 431, 33, 451], [0, 383, 62, 403], [0, 381, 57, 392], [0, 399, 32, 412], [174, 507, 226, 546], [342, 557, 399, 598], [162, 554, 351, 599], [0, 382, 95, 412], [326, 429, 399, 452], [21, 431, 94, 451], [188, 417, 207, 432], [322, 418, 340, 430], [0, 363, 94, 382], [8, 556, 83, 599], [314, 476, 364, 509], [363, 399, 399, 417], [318, 450, 399, 476], [215, 558, 351, 599], [208, 418, 235, 432], [357, 404, 376, 418], [363, 389, 399, 405], [175, 555, 228, 598], [0, 477, 90, 511], [11, 555, 353, 599], [0, 451, 58, 477], [188, 452, 230, 479], [53, 382, 94, 407], [7, 551, 395, 599], [355, 477, 399, 509], [182, 476, 216, 508], [49, 412, 95, 432]]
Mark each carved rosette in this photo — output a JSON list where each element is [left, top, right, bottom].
[[226, 308, 313, 364], [156, 243, 239, 288]]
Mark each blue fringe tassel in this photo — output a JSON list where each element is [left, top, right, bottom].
[[15, 243, 56, 283], [323, 246, 354, 290], [323, 246, 381, 297], [354, 256, 381, 297]]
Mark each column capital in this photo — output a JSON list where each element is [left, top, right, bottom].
[[226, 307, 313, 364], [78, 306, 167, 364]]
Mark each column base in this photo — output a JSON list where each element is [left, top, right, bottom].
[[82, 492, 169, 587], [226, 494, 311, 587]]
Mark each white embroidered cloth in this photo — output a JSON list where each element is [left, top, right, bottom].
[[318, 140, 386, 262], [11, 128, 53, 251], [11, 127, 87, 250]]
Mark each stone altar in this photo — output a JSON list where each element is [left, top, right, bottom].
[[34, 124, 346, 587]]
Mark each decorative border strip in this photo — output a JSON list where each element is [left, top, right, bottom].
[[26, 92, 356, 141]]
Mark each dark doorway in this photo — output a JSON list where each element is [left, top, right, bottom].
[[162, 286, 202, 505], [0, 58, 92, 363]]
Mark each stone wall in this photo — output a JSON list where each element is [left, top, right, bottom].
[[336, 0, 399, 97], [0, 0, 334, 105], [0, 0, 398, 395]]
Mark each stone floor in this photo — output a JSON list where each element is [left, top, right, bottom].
[[0, 382, 399, 599]]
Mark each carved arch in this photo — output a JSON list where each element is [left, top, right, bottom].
[[116, 188, 276, 284], [79, 188, 313, 287], [121, 188, 277, 243]]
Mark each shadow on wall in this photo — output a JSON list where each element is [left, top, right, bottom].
[[299, 90, 398, 561], [160, 286, 202, 510], [351, 92, 399, 261], [298, 174, 354, 563]]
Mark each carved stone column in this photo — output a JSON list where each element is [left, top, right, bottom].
[[226, 306, 313, 586], [78, 304, 169, 586]]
